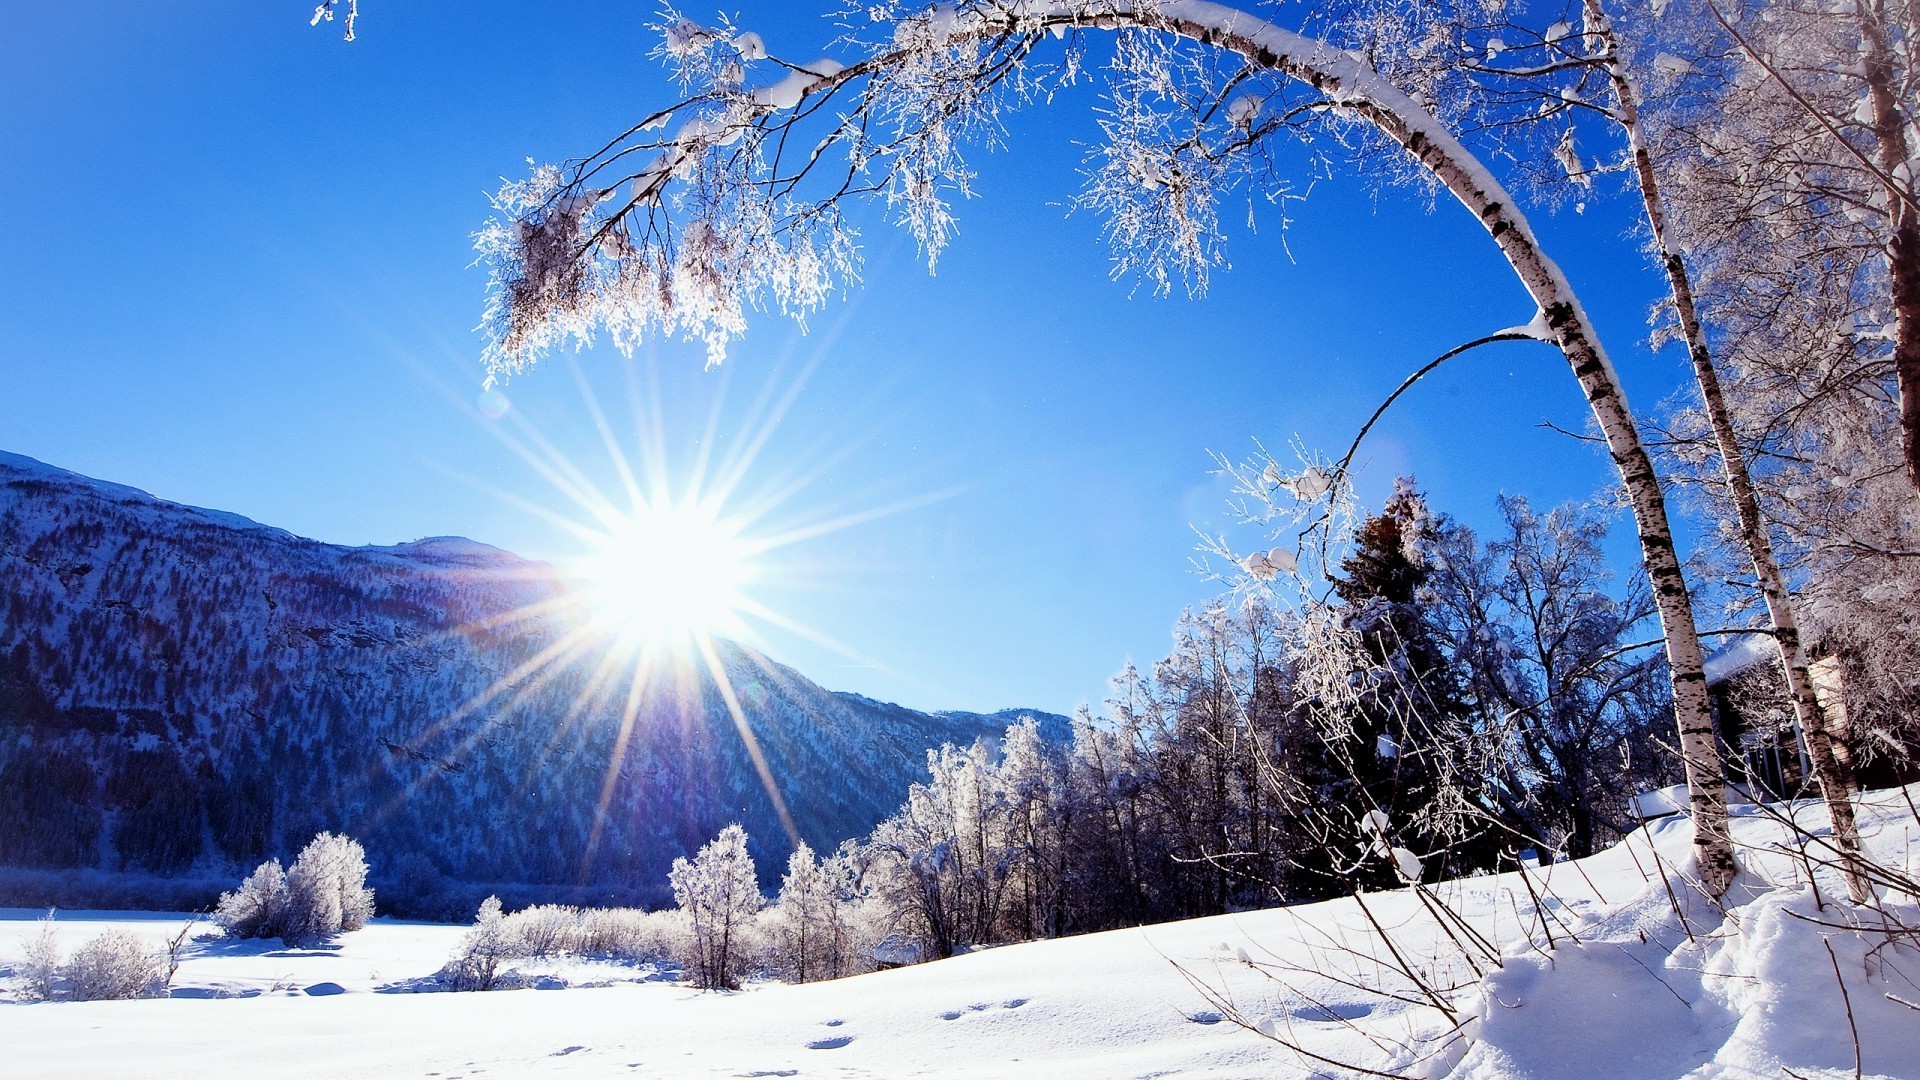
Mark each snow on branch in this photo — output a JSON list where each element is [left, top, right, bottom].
[[473, 0, 1582, 378]]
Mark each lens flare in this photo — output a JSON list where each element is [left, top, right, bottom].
[[573, 499, 755, 647]]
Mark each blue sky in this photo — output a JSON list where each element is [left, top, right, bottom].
[[0, 2, 1688, 717]]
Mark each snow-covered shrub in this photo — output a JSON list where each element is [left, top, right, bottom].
[[579, 906, 683, 963], [215, 832, 374, 945], [284, 832, 375, 941], [62, 929, 162, 1001], [503, 903, 572, 958], [443, 896, 515, 991], [214, 857, 290, 940], [17, 910, 59, 1002], [670, 824, 764, 990]]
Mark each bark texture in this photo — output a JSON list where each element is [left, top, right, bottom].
[[1586, 0, 1870, 903], [1858, 0, 1920, 497]]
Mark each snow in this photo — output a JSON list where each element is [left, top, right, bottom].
[[4, 787, 1919, 1076], [1701, 631, 1776, 685]]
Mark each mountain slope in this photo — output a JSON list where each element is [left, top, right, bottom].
[[0, 451, 1067, 911]]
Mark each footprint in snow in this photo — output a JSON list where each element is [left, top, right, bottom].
[[942, 999, 1029, 1020], [806, 1035, 855, 1050], [551, 1046, 586, 1057], [1187, 1010, 1224, 1025], [1289, 1001, 1373, 1022], [821, 1019, 845, 1027]]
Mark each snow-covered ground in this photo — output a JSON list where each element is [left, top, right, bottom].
[[4, 788, 1918, 1079]]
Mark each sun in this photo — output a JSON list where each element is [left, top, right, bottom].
[[573, 499, 756, 647]]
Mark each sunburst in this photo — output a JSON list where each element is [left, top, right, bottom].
[[373, 351, 956, 883]]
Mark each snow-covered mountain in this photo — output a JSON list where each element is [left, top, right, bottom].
[[0, 451, 1066, 911]]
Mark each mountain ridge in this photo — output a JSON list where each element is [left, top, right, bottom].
[[0, 450, 1068, 914]]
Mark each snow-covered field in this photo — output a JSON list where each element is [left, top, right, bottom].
[[5, 788, 1918, 1079]]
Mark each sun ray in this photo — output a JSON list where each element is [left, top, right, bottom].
[[695, 633, 803, 849]]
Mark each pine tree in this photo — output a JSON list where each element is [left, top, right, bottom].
[[1326, 480, 1479, 884]]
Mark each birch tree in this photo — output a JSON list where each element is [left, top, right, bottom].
[[1435, 0, 1876, 899], [1641, 0, 1920, 787], [475, 0, 1736, 894]]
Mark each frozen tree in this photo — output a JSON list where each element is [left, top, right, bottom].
[[1426, 496, 1679, 858], [768, 842, 865, 982], [1428, 0, 1879, 901], [214, 857, 290, 940], [669, 823, 764, 989], [476, 0, 1736, 894], [1320, 481, 1483, 881], [1639, 0, 1920, 808], [865, 742, 1020, 958], [214, 831, 375, 945], [17, 910, 59, 1003], [284, 831, 376, 942], [444, 896, 515, 991]]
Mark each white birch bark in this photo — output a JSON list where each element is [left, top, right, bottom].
[[1583, 0, 1870, 902], [1857, 0, 1920, 499]]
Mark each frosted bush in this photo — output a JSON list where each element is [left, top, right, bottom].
[[63, 930, 162, 1001], [284, 832, 375, 940], [504, 903, 573, 957], [214, 857, 289, 940], [17, 910, 59, 1002], [443, 896, 515, 991], [215, 832, 374, 945], [494, 903, 684, 962]]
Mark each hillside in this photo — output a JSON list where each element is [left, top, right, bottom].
[[0, 451, 1067, 912]]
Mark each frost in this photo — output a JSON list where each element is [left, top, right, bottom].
[[665, 19, 717, 59], [1651, 53, 1694, 78]]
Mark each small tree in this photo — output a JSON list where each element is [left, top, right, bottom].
[[444, 896, 515, 991], [769, 842, 866, 982], [284, 831, 375, 941], [669, 823, 763, 990], [18, 910, 59, 1002]]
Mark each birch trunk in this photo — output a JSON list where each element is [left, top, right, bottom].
[[1858, 0, 1920, 498], [1585, 0, 1871, 902], [1038, 0, 1738, 894]]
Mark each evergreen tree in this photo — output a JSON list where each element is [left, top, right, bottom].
[[1324, 480, 1481, 884]]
